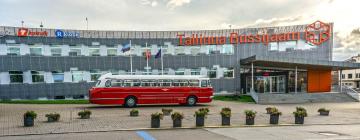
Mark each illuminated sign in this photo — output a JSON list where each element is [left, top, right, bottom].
[[178, 21, 331, 46], [17, 28, 48, 37], [55, 29, 80, 38]]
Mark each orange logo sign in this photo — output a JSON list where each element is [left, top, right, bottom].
[[305, 21, 331, 46], [17, 28, 28, 37]]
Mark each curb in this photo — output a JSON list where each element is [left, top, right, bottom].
[[1, 123, 360, 137]]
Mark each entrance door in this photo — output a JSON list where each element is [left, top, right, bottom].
[[247, 75, 286, 93]]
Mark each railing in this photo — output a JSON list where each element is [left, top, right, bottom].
[[333, 85, 360, 101], [249, 89, 259, 103]]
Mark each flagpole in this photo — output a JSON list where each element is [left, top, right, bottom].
[[161, 46, 164, 75], [130, 40, 133, 75], [146, 43, 149, 74]]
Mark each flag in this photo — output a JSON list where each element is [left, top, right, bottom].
[[145, 49, 151, 60], [155, 49, 161, 59], [121, 44, 131, 53]]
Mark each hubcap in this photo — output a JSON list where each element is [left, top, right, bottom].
[[127, 98, 135, 106], [188, 98, 195, 105]]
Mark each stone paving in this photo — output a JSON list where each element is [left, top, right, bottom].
[[0, 101, 360, 136]]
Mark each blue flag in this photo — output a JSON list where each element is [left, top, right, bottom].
[[121, 44, 131, 53], [155, 49, 161, 59]]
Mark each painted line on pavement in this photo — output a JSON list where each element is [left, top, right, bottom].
[[136, 131, 156, 140]]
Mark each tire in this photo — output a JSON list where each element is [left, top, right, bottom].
[[186, 96, 197, 106], [125, 96, 137, 108]]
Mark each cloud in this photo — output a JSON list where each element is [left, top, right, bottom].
[[333, 28, 360, 60], [166, 0, 191, 9], [141, 0, 158, 7]]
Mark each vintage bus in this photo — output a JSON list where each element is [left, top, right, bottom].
[[89, 73, 213, 107]]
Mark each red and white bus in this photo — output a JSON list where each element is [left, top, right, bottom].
[[89, 73, 213, 107]]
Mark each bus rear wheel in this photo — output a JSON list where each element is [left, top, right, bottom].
[[125, 96, 137, 108], [186, 96, 197, 106]]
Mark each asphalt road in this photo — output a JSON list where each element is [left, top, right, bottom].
[[2, 124, 360, 140]]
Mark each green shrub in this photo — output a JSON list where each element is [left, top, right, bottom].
[[24, 111, 37, 119], [198, 108, 210, 114], [151, 112, 164, 120], [269, 107, 282, 115], [220, 107, 231, 117], [78, 110, 92, 117], [45, 113, 60, 121], [171, 112, 184, 120], [244, 110, 257, 119], [318, 108, 330, 112]]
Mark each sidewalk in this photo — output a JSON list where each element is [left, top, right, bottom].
[[1, 101, 360, 136]]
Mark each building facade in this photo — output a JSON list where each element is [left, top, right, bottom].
[[340, 54, 360, 90], [0, 21, 359, 100]]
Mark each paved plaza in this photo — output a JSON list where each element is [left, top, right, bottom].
[[1, 100, 360, 137]]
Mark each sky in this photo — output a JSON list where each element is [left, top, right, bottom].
[[0, 0, 359, 61]]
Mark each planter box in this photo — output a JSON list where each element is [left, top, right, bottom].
[[245, 117, 255, 125], [295, 116, 304, 124], [319, 111, 329, 116], [221, 116, 231, 126], [163, 111, 171, 116], [24, 117, 34, 127], [173, 118, 182, 127], [269, 114, 279, 124], [80, 114, 90, 119], [151, 118, 161, 128], [196, 116, 205, 127], [130, 112, 139, 117], [47, 117, 58, 122]]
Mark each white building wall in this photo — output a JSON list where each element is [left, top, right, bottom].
[[0, 72, 10, 84], [63, 72, 72, 82], [43, 45, 51, 56], [99, 45, 107, 56], [23, 71, 32, 84], [0, 44, 7, 55], [20, 44, 29, 55], [62, 45, 70, 56], [44, 72, 53, 83]]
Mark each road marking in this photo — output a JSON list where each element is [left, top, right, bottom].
[[136, 131, 156, 140]]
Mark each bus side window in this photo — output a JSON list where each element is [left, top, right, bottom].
[[173, 80, 180, 87], [133, 80, 141, 87], [179, 80, 188, 86], [105, 80, 111, 87], [111, 79, 123, 87], [159, 80, 171, 86], [189, 80, 199, 87], [123, 80, 132, 87], [201, 80, 207, 87]]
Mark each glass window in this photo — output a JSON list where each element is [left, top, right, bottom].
[[7, 47, 20, 55], [72, 71, 84, 82], [191, 68, 200, 75], [269, 42, 278, 51], [278, 41, 296, 52], [9, 71, 23, 83], [111, 79, 123, 87], [208, 45, 219, 54], [190, 47, 200, 56], [159, 79, 172, 86], [208, 68, 217, 78], [175, 47, 185, 55], [348, 74, 353, 79], [123, 79, 141, 87], [90, 69, 101, 81], [141, 80, 158, 87], [224, 68, 234, 78], [201, 80, 207, 87], [173, 80, 188, 87], [31, 71, 44, 83], [107, 48, 117, 56], [69, 48, 81, 56], [342, 74, 345, 79], [50, 48, 62, 56], [175, 69, 185, 75], [29, 47, 42, 56], [189, 80, 199, 87], [221, 44, 234, 55], [52, 71, 64, 83], [89, 48, 100, 56]]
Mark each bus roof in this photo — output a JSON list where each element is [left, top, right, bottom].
[[99, 73, 209, 80]]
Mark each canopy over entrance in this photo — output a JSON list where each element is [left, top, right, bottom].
[[240, 55, 360, 70]]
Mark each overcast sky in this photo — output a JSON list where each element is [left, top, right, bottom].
[[0, 0, 359, 61]]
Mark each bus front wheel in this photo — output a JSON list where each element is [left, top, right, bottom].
[[125, 96, 137, 108], [186, 96, 197, 106]]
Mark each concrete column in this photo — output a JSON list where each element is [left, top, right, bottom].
[[340, 69, 343, 92], [251, 62, 254, 91], [295, 66, 298, 93]]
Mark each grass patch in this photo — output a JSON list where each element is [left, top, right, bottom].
[[0, 100, 89, 104], [213, 95, 255, 103]]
